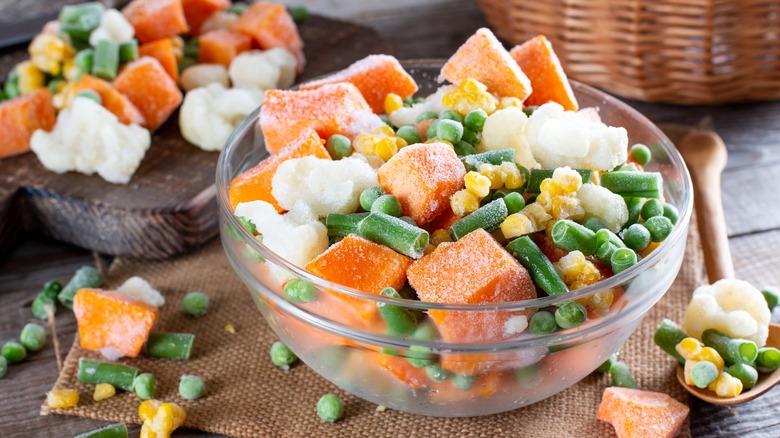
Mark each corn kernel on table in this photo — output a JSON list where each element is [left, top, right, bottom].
[[2, 0, 780, 437]]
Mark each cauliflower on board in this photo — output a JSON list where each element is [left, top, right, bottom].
[[683, 279, 771, 347], [89, 9, 135, 46], [526, 102, 628, 171], [577, 183, 628, 233], [272, 155, 378, 216], [179, 83, 264, 151], [480, 106, 540, 170], [229, 48, 297, 91], [387, 85, 454, 127], [117, 276, 165, 307], [30, 97, 151, 184]]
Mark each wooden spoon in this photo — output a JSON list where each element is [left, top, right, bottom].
[[675, 129, 780, 404]]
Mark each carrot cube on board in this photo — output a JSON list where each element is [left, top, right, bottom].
[[407, 229, 536, 342], [114, 57, 183, 131], [259, 83, 379, 154], [138, 38, 179, 82], [76, 75, 146, 126], [197, 29, 252, 67], [305, 234, 413, 321], [439, 28, 532, 101], [228, 128, 330, 210], [73, 288, 159, 358], [0, 89, 56, 159], [122, 0, 189, 43], [300, 55, 418, 114], [182, 0, 230, 35], [509, 35, 578, 111], [598, 387, 690, 438], [230, 2, 305, 73], [377, 142, 466, 226]]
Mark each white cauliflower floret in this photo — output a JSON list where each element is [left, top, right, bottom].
[[234, 200, 328, 270], [89, 9, 134, 45], [526, 102, 628, 171], [272, 156, 378, 216], [179, 83, 264, 151], [229, 48, 298, 91], [117, 276, 165, 307], [577, 184, 628, 233], [199, 11, 238, 34], [180, 64, 230, 92], [480, 106, 540, 170], [30, 97, 151, 184], [683, 279, 772, 347]]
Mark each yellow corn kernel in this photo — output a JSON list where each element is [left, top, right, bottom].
[[171, 36, 185, 62], [375, 136, 398, 161], [139, 400, 186, 438], [16, 61, 45, 94], [555, 251, 602, 291], [582, 289, 614, 316], [423, 243, 436, 255], [478, 164, 505, 190], [464, 171, 491, 198], [53, 82, 79, 110], [431, 229, 452, 246], [395, 136, 408, 149], [709, 371, 743, 398], [523, 203, 552, 229], [675, 337, 703, 361], [29, 33, 74, 75], [426, 138, 453, 147], [140, 424, 157, 438], [695, 347, 725, 372], [352, 133, 376, 155], [537, 167, 585, 223], [442, 78, 498, 115], [683, 359, 699, 386], [224, 323, 236, 334], [93, 383, 116, 401], [500, 162, 524, 189], [139, 400, 162, 423], [373, 125, 395, 137], [499, 96, 523, 110], [450, 189, 480, 216], [62, 58, 79, 82], [501, 212, 535, 239], [384, 93, 404, 114], [46, 389, 79, 408]]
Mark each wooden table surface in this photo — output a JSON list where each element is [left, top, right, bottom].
[[2, 0, 780, 436]]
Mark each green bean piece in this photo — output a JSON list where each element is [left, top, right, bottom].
[[435, 119, 464, 143], [506, 236, 569, 296], [529, 311, 557, 335], [629, 144, 652, 166], [761, 287, 780, 310], [92, 40, 120, 81], [625, 197, 645, 226], [270, 341, 298, 368], [77, 358, 139, 391], [357, 212, 429, 259], [48, 78, 64, 94], [326, 134, 352, 159], [613, 162, 639, 172], [403, 96, 414, 107], [640, 199, 664, 219], [438, 109, 463, 123], [452, 373, 476, 391], [396, 125, 422, 146], [377, 288, 418, 336], [596, 229, 626, 249], [555, 302, 587, 329], [20, 323, 46, 352], [399, 216, 416, 226], [702, 329, 758, 365], [182, 291, 209, 317], [551, 220, 598, 255], [359, 186, 385, 211], [461, 127, 479, 145], [453, 140, 476, 156], [464, 108, 488, 132], [4, 70, 20, 99], [406, 323, 438, 368], [145, 333, 195, 360], [663, 203, 679, 225], [425, 119, 441, 140], [371, 194, 403, 217], [621, 223, 651, 251], [416, 110, 438, 123], [325, 212, 370, 238], [77, 89, 101, 105], [654, 319, 688, 364], [609, 361, 638, 389], [133, 373, 156, 400], [580, 217, 607, 233], [425, 363, 452, 382], [725, 363, 758, 389], [610, 248, 638, 274], [449, 198, 508, 240], [515, 364, 541, 388], [503, 192, 525, 215], [601, 171, 664, 198], [525, 168, 593, 193], [58, 2, 104, 43], [0, 356, 6, 378], [644, 216, 674, 242], [58, 266, 103, 309], [73, 423, 129, 438], [284, 279, 318, 303], [228, 2, 248, 15], [182, 37, 199, 59], [288, 5, 309, 23], [461, 149, 516, 171], [594, 242, 617, 266], [690, 361, 719, 388], [757, 347, 780, 372], [179, 374, 207, 400], [118, 40, 138, 63], [597, 353, 618, 373], [32, 280, 62, 320], [317, 393, 344, 423], [1, 341, 26, 364]]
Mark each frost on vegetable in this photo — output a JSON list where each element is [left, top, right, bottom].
[[30, 97, 151, 184], [480, 106, 539, 170], [526, 102, 628, 171], [387, 85, 454, 127], [228, 48, 297, 91], [179, 83, 264, 151], [89, 9, 135, 46], [117, 276, 165, 307], [577, 183, 628, 233], [272, 155, 378, 216], [683, 279, 771, 347]]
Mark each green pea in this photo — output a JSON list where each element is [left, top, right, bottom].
[[597, 353, 618, 373], [762, 287, 779, 310], [370, 194, 403, 217], [515, 364, 541, 388], [435, 119, 464, 144], [403, 96, 414, 107], [396, 125, 422, 145], [179, 374, 207, 400], [20, 323, 46, 352], [359, 186, 384, 211], [663, 204, 679, 225], [133, 373, 156, 400], [425, 119, 441, 140], [622, 223, 651, 251], [580, 217, 606, 233], [555, 302, 587, 329], [399, 216, 417, 226], [452, 373, 476, 391], [425, 363, 451, 382], [529, 311, 557, 335], [182, 291, 209, 317], [438, 109, 463, 123], [413, 97, 425, 104], [640, 199, 664, 219], [522, 107, 537, 117], [326, 134, 352, 160], [461, 128, 479, 145], [644, 216, 674, 242], [502, 192, 525, 215], [270, 341, 298, 367], [453, 141, 476, 156], [317, 393, 344, 422], [0, 356, 6, 378], [464, 108, 488, 132], [288, 5, 308, 23], [1, 341, 26, 364], [415, 110, 438, 123], [228, 2, 248, 15], [284, 279, 317, 303], [629, 144, 652, 166]]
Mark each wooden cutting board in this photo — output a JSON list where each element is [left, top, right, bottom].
[[0, 15, 395, 259]]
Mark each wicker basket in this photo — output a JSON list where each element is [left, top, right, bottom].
[[479, 0, 780, 104]]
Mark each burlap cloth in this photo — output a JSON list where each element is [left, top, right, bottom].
[[43, 222, 705, 437]]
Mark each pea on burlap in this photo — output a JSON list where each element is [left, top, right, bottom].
[[42, 223, 704, 437]]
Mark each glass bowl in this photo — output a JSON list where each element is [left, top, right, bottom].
[[216, 60, 693, 417]]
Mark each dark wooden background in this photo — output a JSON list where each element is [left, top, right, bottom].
[[2, 0, 780, 436]]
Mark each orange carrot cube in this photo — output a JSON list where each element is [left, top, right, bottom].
[[377, 142, 466, 226], [0, 89, 56, 159], [598, 387, 690, 438], [259, 82, 377, 154], [73, 288, 159, 358], [376, 353, 429, 389], [423, 208, 463, 234], [230, 2, 305, 72], [122, 0, 189, 43], [182, 0, 230, 35], [439, 28, 532, 100], [76, 75, 146, 126], [228, 128, 330, 210], [197, 29, 252, 67], [509, 35, 578, 111], [138, 38, 179, 82], [114, 57, 183, 131], [300, 55, 418, 114]]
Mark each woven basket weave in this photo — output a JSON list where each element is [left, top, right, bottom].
[[479, 0, 780, 104]]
